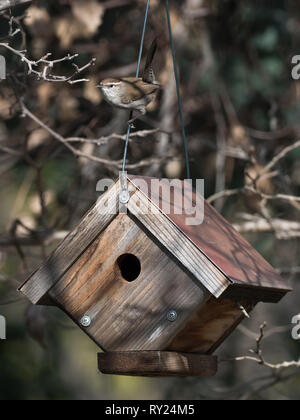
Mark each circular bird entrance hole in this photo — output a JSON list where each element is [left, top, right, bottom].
[[116, 254, 141, 282]]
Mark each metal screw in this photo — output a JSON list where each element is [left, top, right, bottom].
[[119, 190, 130, 204], [167, 310, 178, 322], [80, 315, 91, 327]]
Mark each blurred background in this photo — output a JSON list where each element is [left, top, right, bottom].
[[0, 0, 299, 400]]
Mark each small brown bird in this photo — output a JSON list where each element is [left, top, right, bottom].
[[98, 39, 160, 124]]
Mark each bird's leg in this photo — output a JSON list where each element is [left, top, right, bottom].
[[128, 108, 146, 127], [128, 114, 140, 126]]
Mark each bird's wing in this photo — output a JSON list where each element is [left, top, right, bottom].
[[121, 80, 160, 104], [140, 82, 160, 95]]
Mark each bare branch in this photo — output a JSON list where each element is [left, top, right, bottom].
[[222, 323, 300, 371], [0, 42, 96, 83], [19, 102, 176, 170], [65, 128, 164, 145], [207, 188, 241, 204], [0, 0, 31, 12], [233, 216, 300, 239], [258, 139, 300, 179], [207, 185, 300, 211], [245, 126, 296, 141]]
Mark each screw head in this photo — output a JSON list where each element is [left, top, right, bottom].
[[120, 190, 130, 204], [80, 315, 91, 327], [167, 310, 178, 322]]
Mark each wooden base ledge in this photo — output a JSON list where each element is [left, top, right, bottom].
[[98, 351, 218, 377]]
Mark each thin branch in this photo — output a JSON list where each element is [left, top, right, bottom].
[[65, 128, 165, 145], [221, 323, 300, 370], [0, 42, 96, 84], [245, 126, 296, 141], [207, 185, 300, 208], [207, 188, 241, 204], [19, 102, 175, 169], [0, 0, 31, 12], [233, 216, 300, 239], [258, 139, 300, 179]]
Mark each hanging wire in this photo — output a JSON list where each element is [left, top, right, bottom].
[[165, 0, 191, 179], [121, 0, 191, 181], [121, 0, 150, 175]]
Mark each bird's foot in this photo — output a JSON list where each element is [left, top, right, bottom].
[[128, 117, 137, 129]]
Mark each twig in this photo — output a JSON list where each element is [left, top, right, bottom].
[[258, 139, 300, 179], [65, 128, 165, 145], [0, 0, 31, 12], [207, 185, 300, 208], [245, 126, 296, 141], [221, 323, 300, 370], [19, 102, 175, 169], [207, 188, 241, 204], [0, 42, 96, 84], [233, 216, 300, 239]]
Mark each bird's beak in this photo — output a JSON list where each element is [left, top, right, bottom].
[[97, 83, 103, 88]]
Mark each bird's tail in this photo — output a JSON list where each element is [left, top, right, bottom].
[[143, 38, 158, 84]]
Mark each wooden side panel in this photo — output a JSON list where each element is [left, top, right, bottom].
[[127, 189, 231, 297], [50, 214, 210, 351], [18, 180, 121, 304], [167, 297, 254, 354]]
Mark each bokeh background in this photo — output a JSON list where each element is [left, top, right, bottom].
[[0, 0, 299, 400]]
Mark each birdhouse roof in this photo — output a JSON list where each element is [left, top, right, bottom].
[[19, 175, 291, 305], [127, 176, 291, 303]]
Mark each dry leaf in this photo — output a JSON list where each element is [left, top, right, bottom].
[[165, 159, 182, 178], [0, 97, 11, 119], [230, 124, 251, 152], [243, 163, 275, 213], [37, 83, 55, 109], [27, 128, 49, 151], [54, 0, 104, 49], [54, 16, 78, 49], [55, 1, 104, 48], [72, 0, 104, 35], [24, 6, 51, 38]]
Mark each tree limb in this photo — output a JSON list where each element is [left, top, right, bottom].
[[0, 0, 31, 12]]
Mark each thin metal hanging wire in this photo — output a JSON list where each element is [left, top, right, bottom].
[[121, 0, 150, 176], [121, 0, 191, 180], [165, 0, 191, 179]]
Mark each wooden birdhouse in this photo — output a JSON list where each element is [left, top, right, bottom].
[[19, 175, 291, 377]]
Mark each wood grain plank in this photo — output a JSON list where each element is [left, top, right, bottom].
[[98, 351, 218, 377], [127, 189, 231, 297], [19, 180, 122, 304], [50, 214, 210, 351], [167, 297, 254, 354]]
